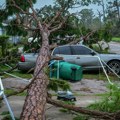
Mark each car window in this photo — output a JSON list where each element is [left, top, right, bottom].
[[53, 46, 72, 55], [52, 47, 60, 55], [71, 46, 91, 55]]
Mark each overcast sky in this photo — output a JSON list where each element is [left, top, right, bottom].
[[34, 0, 102, 15], [0, 0, 102, 15]]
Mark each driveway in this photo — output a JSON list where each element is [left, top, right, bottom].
[[0, 95, 102, 120], [109, 41, 120, 54], [0, 78, 107, 120]]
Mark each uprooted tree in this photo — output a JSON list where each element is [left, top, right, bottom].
[[1, 0, 120, 120]]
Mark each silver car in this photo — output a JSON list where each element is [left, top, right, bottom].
[[18, 53, 38, 71], [18, 45, 120, 74], [52, 45, 120, 74]]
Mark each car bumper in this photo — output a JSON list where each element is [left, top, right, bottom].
[[18, 62, 35, 71]]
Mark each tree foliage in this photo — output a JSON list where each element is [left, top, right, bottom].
[[48, 78, 70, 92], [0, 35, 9, 56]]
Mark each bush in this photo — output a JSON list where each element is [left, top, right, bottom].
[[88, 84, 120, 112]]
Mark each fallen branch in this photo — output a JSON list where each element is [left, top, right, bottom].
[[68, 38, 80, 45], [0, 56, 9, 64], [49, 38, 80, 50], [0, 60, 49, 100], [0, 64, 18, 75], [47, 98, 115, 120]]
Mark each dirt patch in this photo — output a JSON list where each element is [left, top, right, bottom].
[[2, 77, 29, 90], [2, 77, 108, 94], [70, 79, 108, 95]]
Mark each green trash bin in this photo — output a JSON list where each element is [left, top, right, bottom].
[[51, 61, 82, 81]]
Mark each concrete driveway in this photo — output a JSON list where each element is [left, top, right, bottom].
[[0, 78, 106, 120], [109, 41, 120, 54]]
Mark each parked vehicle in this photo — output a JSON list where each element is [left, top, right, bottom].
[[57, 91, 76, 101], [52, 45, 120, 74], [18, 45, 120, 74], [18, 53, 38, 71]]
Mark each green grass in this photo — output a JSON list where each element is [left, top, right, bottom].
[[83, 71, 120, 81], [88, 84, 120, 113], [0, 64, 32, 79], [4, 89, 16, 95], [73, 114, 90, 120], [4, 89, 27, 96], [1, 63, 119, 82], [10, 70, 32, 79], [0, 65, 9, 72], [74, 92, 109, 97], [18, 91, 27, 96], [0, 111, 20, 120], [0, 111, 9, 115], [2, 71, 32, 79], [112, 37, 120, 42]]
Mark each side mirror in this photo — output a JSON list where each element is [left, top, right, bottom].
[[90, 51, 96, 56]]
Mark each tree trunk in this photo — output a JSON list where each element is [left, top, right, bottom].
[[20, 32, 50, 120]]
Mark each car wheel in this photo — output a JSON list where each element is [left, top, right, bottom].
[[107, 60, 120, 75]]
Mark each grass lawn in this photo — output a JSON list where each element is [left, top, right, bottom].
[[83, 72, 119, 81], [112, 37, 120, 42], [1, 64, 119, 81], [0, 64, 32, 79]]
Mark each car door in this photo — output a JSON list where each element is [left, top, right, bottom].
[[70, 45, 101, 69], [52, 46, 76, 64]]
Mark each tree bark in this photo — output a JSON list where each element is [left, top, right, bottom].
[[20, 31, 50, 120]]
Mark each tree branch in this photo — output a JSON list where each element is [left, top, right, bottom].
[[27, 0, 44, 33], [10, 0, 32, 15], [48, 11, 62, 28], [0, 60, 49, 100], [0, 64, 18, 75], [47, 98, 115, 120], [49, 17, 67, 33]]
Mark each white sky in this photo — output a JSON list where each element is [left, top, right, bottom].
[[34, 0, 102, 15], [0, 0, 102, 15], [34, 0, 54, 8], [0, 0, 6, 9]]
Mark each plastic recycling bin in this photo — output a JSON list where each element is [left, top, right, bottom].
[[51, 61, 82, 81]]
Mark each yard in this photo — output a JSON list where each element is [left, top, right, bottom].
[[0, 41, 120, 120], [0, 64, 120, 120], [0, 75, 108, 120]]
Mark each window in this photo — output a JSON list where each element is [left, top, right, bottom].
[[53, 46, 72, 55], [59, 46, 71, 55], [52, 48, 59, 55], [71, 46, 91, 55]]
